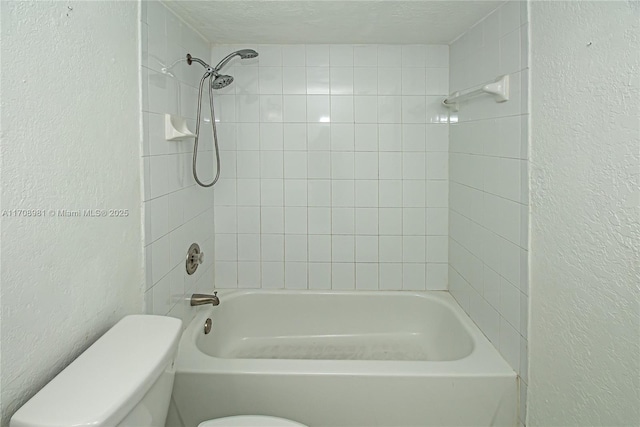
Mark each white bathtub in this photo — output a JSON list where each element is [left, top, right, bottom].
[[169, 290, 517, 427]]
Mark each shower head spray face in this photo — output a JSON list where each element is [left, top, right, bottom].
[[212, 75, 234, 89]]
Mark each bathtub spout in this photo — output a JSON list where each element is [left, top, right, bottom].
[[190, 292, 219, 307]]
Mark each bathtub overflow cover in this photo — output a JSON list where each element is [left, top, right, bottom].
[[204, 318, 212, 334]]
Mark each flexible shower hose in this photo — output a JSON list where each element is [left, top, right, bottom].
[[192, 72, 221, 188]]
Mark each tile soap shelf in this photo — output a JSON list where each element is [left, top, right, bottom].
[[165, 114, 196, 141]]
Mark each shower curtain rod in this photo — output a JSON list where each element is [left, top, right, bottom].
[[442, 74, 510, 112]]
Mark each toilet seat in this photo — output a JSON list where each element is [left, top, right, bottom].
[[199, 415, 308, 427]]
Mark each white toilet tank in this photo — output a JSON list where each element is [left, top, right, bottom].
[[10, 315, 182, 427]]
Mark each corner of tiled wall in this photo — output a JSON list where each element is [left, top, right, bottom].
[[209, 43, 451, 292], [140, 0, 216, 330], [447, 0, 529, 424]]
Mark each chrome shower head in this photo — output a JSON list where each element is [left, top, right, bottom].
[[213, 49, 260, 72], [212, 74, 234, 89], [236, 49, 259, 59], [188, 50, 259, 91]]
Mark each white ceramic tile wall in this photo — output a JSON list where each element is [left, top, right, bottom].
[[447, 1, 528, 424], [210, 44, 450, 291], [141, 1, 215, 327]]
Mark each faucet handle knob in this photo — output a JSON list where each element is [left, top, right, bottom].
[[186, 243, 204, 275], [189, 251, 204, 264]]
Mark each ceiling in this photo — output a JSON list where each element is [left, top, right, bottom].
[[163, 1, 504, 45]]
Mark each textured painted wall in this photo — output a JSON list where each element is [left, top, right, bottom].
[[0, 2, 142, 425], [165, 1, 503, 44], [528, 1, 640, 425]]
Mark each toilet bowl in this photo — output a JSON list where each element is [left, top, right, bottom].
[[10, 315, 308, 427], [199, 415, 308, 426]]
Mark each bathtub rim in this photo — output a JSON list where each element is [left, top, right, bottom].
[[176, 290, 515, 378]]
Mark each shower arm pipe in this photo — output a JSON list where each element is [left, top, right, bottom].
[[442, 74, 510, 112], [186, 54, 214, 74]]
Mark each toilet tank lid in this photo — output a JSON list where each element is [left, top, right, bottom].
[[10, 315, 182, 427]]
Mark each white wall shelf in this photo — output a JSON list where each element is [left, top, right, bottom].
[[165, 114, 196, 141]]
